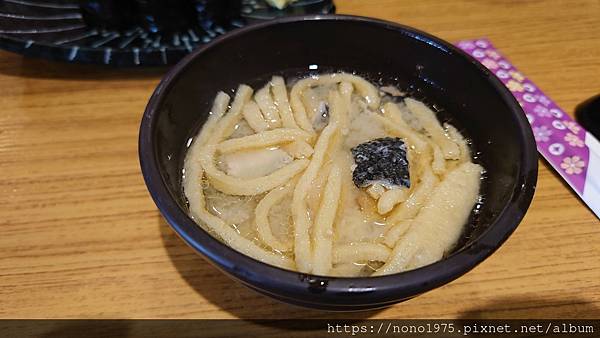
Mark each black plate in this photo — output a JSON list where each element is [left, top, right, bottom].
[[0, 0, 335, 66]]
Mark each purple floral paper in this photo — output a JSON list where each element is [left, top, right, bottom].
[[456, 39, 590, 194]]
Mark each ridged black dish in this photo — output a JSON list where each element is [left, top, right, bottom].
[[0, 0, 335, 66]]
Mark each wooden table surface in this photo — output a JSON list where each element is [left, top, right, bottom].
[[1, 0, 599, 320]]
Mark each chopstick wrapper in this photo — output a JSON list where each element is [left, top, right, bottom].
[[456, 39, 600, 218]]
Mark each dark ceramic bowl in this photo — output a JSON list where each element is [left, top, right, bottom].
[[139, 15, 537, 311]]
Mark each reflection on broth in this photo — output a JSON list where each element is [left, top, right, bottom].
[[182, 73, 484, 277]]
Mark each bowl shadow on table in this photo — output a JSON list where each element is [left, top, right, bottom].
[[157, 215, 385, 321], [0, 51, 166, 80]]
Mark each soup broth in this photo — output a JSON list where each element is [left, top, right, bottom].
[[182, 73, 483, 277]]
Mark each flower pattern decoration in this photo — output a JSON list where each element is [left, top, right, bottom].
[[534, 105, 551, 117], [523, 83, 536, 92], [537, 95, 551, 106], [481, 58, 499, 70], [506, 80, 524, 92], [498, 60, 511, 69], [522, 93, 537, 103], [552, 120, 566, 130], [563, 121, 581, 135], [548, 143, 565, 156], [472, 49, 486, 58], [549, 108, 563, 118], [475, 40, 489, 48], [560, 156, 586, 175], [485, 49, 501, 60], [496, 70, 510, 79], [533, 126, 552, 142], [564, 133, 584, 147], [458, 41, 475, 49], [459, 39, 591, 194], [509, 71, 525, 82]]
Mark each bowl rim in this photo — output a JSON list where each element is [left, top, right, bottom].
[[139, 14, 538, 307]]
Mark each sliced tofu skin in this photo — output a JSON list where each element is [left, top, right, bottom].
[[405, 98, 460, 160], [221, 148, 293, 179], [374, 162, 483, 275]]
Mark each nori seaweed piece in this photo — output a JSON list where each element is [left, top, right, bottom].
[[351, 137, 410, 188]]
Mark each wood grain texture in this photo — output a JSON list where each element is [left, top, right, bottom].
[[0, 0, 599, 319]]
